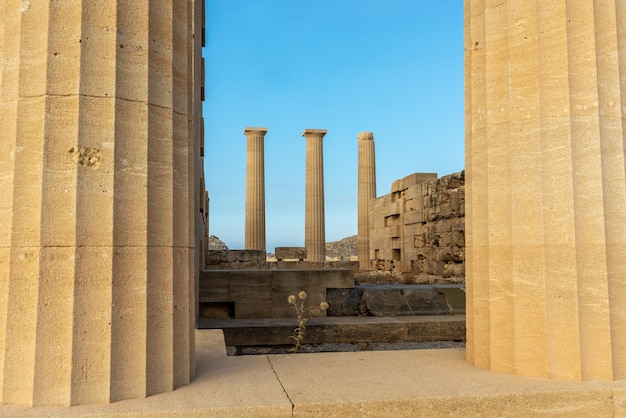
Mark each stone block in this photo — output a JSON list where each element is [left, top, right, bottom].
[[404, 197, 417, 211], [393, 173, 438, 191], [236, 301, 274, 319], [226, 250, 265, 263], [391, 179, 403, 193], [438, 203, 452, 218], [384, 225, 401, 238], [404, 209, 424, 225], [326, 288, 365, 316], [434, 285, 465, 312], [275, 247, 306, 260], [276, 261, 321, 269], [434, 220, 452, 234], [405, 318, 465, 342], [198, 275, 229, 303], [360, 286, 452, 316], [229, 273, 272, 302], [205, 250, 227, 264]]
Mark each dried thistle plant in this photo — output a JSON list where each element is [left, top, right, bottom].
[[287, 290, 329, 353]]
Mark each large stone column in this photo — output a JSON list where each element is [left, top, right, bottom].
[[0, 0, 199, 406], [357, 131, 376, 270], [465, 0, 626, 380], [244, 127, 268, 251], [302, 129, 327, 262]]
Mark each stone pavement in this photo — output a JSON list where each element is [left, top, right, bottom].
[[2, 330, 626, 417]]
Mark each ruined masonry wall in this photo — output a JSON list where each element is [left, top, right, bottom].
[[370, 171, 464, 282]]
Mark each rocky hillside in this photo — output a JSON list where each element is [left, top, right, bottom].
[[208, 235, 228, 250], [325, 235, 358, 260]]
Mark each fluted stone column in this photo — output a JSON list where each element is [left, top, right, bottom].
[[244, 127, 268, 251], [302, 129, 327, 262], [465, 0, 626, 380], [0, 0, 200, 406], [357, 131, 376, 270]]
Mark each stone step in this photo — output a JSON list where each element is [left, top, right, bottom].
[[198, 315, 465, 347]]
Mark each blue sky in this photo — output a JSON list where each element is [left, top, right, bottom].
[[204, 1, 463, 251]]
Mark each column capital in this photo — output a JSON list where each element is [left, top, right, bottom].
[[244, 127, 268, 136], [357, 131, 374, 141], [302, 129, 327, 138]]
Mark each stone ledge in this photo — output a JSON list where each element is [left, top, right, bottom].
[[199, 315, 466, 346], [2, 330, 625, 417]]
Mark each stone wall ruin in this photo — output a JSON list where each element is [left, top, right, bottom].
[[369, 171, 464, 283]]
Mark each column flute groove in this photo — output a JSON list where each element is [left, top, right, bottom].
[[0, 0, 199, 406], [466, 0, 626, 380]]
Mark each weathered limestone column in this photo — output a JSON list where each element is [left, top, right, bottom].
[[302, 129, 327, 262], [0, 0, 199, 406], [357, 131, 376, 270], [465, 0, 626, 380], [244, 127, 268, 251]]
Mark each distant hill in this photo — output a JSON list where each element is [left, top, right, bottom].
[[326, 235, 358, 260], [208, 234, 357, 259], [208, 235, 228, 250]]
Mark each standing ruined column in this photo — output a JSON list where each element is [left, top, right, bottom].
[[357, 131, 376, 270], [465, 0, 626, 380], [302, 129, 327, 262], [0, 0, 200, 406], [244, 127, 268, 251]]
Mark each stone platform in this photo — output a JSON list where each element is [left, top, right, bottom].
[[4, 330, 626, 417]]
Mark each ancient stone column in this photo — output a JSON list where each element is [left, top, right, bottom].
[[0, 0, 200, 406], [244, 127, 268, 251], [465, 0, 626, 380], [302, 129, 327, 262], [357, 131, 376, 270]]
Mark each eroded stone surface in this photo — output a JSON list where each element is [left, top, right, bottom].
[[327, 285, 465, 317], [369, 171, 465, 282]]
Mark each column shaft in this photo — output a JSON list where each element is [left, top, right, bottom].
[[0, 0, 199, 405], [465, 0, 626, 380], [244, 127, 267, 251], [303, 129, 327, 262], [357, 132, 376, 270]]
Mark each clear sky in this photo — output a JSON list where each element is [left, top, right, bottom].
[[204, 1, 463, 251]]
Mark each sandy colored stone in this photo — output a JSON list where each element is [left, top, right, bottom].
[[2, 330, 626, 416], [369, 172, 464, 281], [0, 0, 201, 406], [302, 129, 327, 262], [244, 127, 268, 251], [357, 131, 376, 270], [465, 0, 626, 379]]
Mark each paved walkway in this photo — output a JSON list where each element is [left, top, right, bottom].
[[2, 330, 626, 417]]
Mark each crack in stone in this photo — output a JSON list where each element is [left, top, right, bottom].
[[437, 290, 454, 315], [266, 356, 294, 417], [399, 289, 415, 315], [16, 93, 189, 116], [486, 0, 507, 8]]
